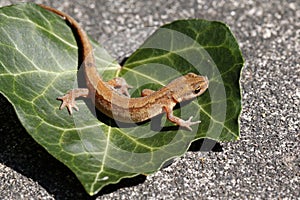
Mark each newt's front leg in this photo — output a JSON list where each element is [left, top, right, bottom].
[[163, 106, 201, 131]]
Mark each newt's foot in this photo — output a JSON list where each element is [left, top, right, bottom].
[[57, 88, 89, 115], [57, 92, 78, 115], [179, 116, 201, 131]]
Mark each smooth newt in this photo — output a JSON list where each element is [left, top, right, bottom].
[[39, 4, 209, 131]]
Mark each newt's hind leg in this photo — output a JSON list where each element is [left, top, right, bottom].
[[107, 77, 133, 97], [57, 88, 89, 114], [141, 89, 155, 97]]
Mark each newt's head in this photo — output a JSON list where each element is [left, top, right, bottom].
[[171, 73, 209, 102]]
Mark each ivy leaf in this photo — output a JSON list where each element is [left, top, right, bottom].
[[123, 19, 244, 142], [0, 3, 243, 196]]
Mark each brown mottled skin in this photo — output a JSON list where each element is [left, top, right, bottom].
[[39, 4, 209, 131]]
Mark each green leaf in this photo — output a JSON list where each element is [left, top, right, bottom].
[[0, 3, 243, 196], [123, 20, 244, 142]]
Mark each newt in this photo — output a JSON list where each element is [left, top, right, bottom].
[[39, 4, 209, 131]]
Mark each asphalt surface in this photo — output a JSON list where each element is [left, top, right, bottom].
[[0, 0, 299, 199]]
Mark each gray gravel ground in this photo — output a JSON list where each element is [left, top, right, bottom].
[[0, 0, 299, 199]]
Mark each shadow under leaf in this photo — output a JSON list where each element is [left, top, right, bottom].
[[0, 94, 146, 199]]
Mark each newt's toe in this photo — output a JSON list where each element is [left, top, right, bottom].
[[57, 94, 77, 115]]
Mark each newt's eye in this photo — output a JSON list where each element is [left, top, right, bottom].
[[194, 87, 201, 94]]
